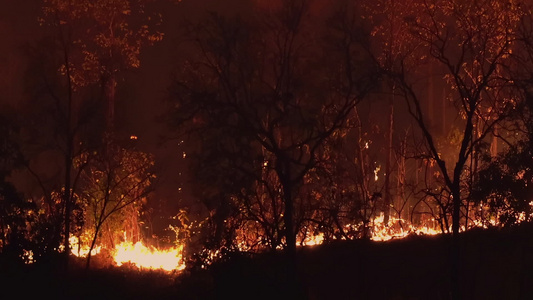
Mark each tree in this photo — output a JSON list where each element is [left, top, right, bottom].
[[367, 0, 521, 298], [472, 1, 533, 228], [371, 0, 520, 236], [41, 0, 163, 128], [472, 141, 533, 227], [367, 0, 418, 225], [169, 0, 374, 256], [79, 137, 154, 268], [36, 0, 162, 261], [0, 112, 35, 265]]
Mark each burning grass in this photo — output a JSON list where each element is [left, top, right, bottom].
[[113, 241, 186, 272], [69, 234, 186, 272]]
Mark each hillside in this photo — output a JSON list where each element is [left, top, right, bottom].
[[2, 225, 533, 300]]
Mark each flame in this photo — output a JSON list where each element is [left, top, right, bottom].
[[113, 241, 186, 272], [69, 234, 186, 272], [21, 249, 34, 264], [40, 205, 512, 270], [302, 232, 324, 246], [297, 213, 442, 247], [65, 211, 443, 271], [369, 213, 440, 241], [374, 165, 381, 181]]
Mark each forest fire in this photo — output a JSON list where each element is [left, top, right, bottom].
[[62, 203, 511, 273], [64, 213, 443, 273], [5, 0, 533, 298]]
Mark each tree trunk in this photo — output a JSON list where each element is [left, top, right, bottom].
[[64, 149, 72, 264], [451, 182, 461, 300], [397, 135, 406, 222], [491, 125, 498, 158], [281, 166, 295, 256], [384, 93, 394, 225], [0, 219, 5, 251], [106, 76, 116, 131], [85, 224, 101, 269], [63, 47, 74, 267]]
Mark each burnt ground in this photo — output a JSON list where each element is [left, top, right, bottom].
[[2, 224, 533, 300], [206, 225, 533, 300]]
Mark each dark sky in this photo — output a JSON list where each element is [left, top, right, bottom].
[[0, 0, 42, 108]]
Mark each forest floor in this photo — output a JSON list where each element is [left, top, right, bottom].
[[2, 224, 533, 300]]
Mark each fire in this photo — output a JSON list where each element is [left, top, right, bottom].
[[113, 241, 186, 272], [69, 234, 186, 272], [370, 213, 441, 241], [298, 213, 442, 247], [21, 249, 34, 264], [65, 210, 489, 271], [302, 232, 324, 246]]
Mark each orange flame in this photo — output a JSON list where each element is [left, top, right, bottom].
[[370, 213, 440, 241], [69, 235, 186, 272], [112, 241, 186, 272]]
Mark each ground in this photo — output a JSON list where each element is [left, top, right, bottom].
[[2, 224, 533, 299]]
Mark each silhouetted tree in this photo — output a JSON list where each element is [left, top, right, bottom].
[[79, 137, 154, 268], [369, 0, 519, 236], [0, 112, 35, 265], [33, 0, 162, 261], [367, 1, 521, 298], [169, 0, 375, 256], [472, 2, 533, 227]]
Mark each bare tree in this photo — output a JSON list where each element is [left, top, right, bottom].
[[36, 0, 163, 261], [169, 0, 374, 256], [79, 138, 154, 268], [367, 0, 521, 298]]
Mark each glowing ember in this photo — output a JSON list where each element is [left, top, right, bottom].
[[21, 249, 34, 264], [113, 241, 186, 272]]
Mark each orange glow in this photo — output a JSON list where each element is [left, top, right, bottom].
[[112, 241, 186, 272], [297, 213, 442, 247], [63, 208, 508, 271], [21, 249, 34, 264], [301, 232, 324, 246], [69, 234, 185, 272], [370, 213, 440, 242], [70, 236, 101, 258]]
